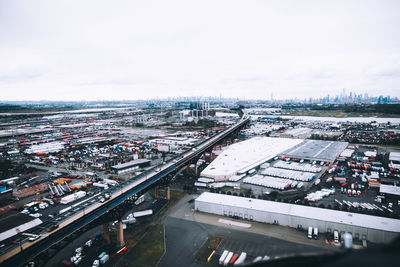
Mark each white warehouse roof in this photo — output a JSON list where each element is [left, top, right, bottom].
[[200, 137, 303, 181], [0, 217, 43, 242], [389, 152, 400, 162], [380, 184, 400, 196], [195, 192, 400, 233]]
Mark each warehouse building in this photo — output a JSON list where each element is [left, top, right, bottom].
[[111, 159, 151, 174], [200, 137, 303, 181], [280, 139, 348, 162], [0, 211, 43, 242], [195, 192, 400, 244], [280, 127, 313, 139], [380, 184, 400, 198]]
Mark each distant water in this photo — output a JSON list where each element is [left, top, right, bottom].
[[281, 116, 400, 124]]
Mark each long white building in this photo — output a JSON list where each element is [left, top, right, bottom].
[[195, 192, 400, 244], [200, 137, 303, 181]]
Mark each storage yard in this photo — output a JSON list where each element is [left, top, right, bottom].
[[0, 102, 400, 266], [0, 104, 244, 262]]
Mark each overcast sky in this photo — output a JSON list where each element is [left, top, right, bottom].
[[0, 0, 399, 101]]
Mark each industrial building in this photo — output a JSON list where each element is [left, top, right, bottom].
[[280, 127, 313, 139], [195, 192, 400, 244], [111, 159, 151, 174], [281, 139, 349, 162], [200, 137, 303, 181], [0, 211, 43, 242], [380, 184, 400, 198]]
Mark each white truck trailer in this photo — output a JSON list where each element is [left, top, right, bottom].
[[219, 250, 229, 265], [133, 209, 153, 218], [60, 191, 86, 204]]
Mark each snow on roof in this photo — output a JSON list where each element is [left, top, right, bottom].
[[196, 192, 400, 233], [200, 137, 303, 180]]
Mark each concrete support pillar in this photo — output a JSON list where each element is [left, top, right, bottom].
[[103, 224, 111, 244], [117, 222, 125, 247], [155, 186, 170, 200]]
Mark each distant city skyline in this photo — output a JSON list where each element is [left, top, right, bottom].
[[1, 90, 398, 105], [1, 0, 400, 101]]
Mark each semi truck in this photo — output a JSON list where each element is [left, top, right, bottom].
[[133, 209, 153, 218], [93, 183, 109, 190], [219, 250, 228, 265], [234, 252, 247, 265], [223, 252, 233, 266], [229, 253, 239, 265]]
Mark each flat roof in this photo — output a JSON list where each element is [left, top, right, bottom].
[[380, 184, 400, 196], [281, 139, 348, 161], [196, 192, 400, 233], [111, 159, 151, 170], [389, 152, 400, 162], [0, 211, 35, 233], [283, 127, 312, 136], [200, 137, 303, 179]]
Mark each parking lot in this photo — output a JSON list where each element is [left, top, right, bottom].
[[160, 216, 331, 267]]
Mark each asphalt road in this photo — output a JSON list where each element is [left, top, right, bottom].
[[161, 217, 208, 267]]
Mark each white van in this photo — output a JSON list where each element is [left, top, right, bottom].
[[334, 230, 339, 243], [313, 227, 319, 240], [308, 226, 313, 239]]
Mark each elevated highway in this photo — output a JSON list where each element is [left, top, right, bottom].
[[0, 112, 249, 266]]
